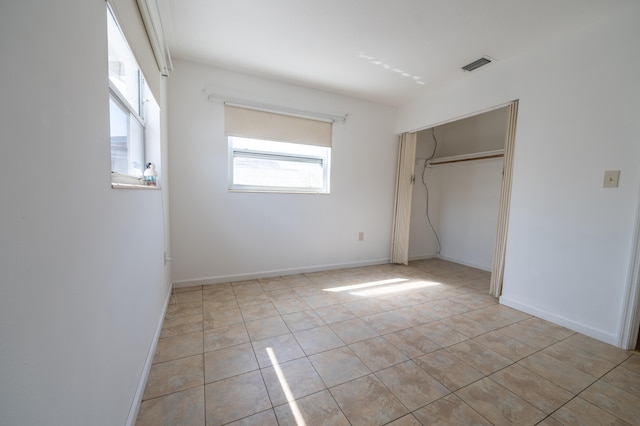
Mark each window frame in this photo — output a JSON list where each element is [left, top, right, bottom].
[[107, 4, 159, 188], [228, 137, 331, 194], [108, 82, 146, 173]]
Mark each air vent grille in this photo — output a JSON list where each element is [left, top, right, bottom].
[[462, 57, 492, 72]]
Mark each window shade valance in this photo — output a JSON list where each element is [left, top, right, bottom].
[[107, 0, 163, 99], [224, 105, 333, 147]]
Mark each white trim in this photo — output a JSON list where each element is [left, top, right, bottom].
[[112, 182, 161, 190], [125, 287, 172, 426], [407, 254, 491, 271], [618, 183, 640, 349], [172, 258, 390, 288], [408, 254, 438, 262], [436, 255, 492, 272], [500, 295, 618, 346], [405, 100, 515, 134]]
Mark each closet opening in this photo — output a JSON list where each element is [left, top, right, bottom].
[[391, 101, 518, 297]]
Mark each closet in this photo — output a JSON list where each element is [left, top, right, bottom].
[[392, 101, 518, 296]]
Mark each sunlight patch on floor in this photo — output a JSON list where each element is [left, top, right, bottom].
[[266, 347, 306, 426], [322, 278, 409, 293], [350, 280, 441, 297]]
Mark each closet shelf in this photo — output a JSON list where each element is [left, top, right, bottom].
[[428, 149, 504, 166]]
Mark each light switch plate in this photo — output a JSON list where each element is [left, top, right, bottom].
[[603, 170, 620, 188]]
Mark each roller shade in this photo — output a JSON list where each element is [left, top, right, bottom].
[[137, 0, 173, 77], [107, 0, 162, 100], [225, 105, 333, 147]]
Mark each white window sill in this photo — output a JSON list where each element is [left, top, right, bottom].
[[112, 182, 161, 190], [111, 172, 159, 189], [228, 188, 329, 195]]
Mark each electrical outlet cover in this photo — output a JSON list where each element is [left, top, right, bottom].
[[603, 170, 620, 188]]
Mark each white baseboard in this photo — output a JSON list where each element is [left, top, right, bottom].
[[435, 254, 492, 272], [172, 258, 391, 288], [408, 254, 437, 262], [499, 295, 618, 346], [407, 254, 491, 273], [125, 287, 172, 426]]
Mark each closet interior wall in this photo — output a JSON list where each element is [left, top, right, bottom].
[[408, 107, 509, 271]]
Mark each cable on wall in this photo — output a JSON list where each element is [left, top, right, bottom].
[[422, 128, 442, 254]]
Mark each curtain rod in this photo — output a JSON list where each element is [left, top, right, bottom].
[[203, 90, 349, 124], [430, 154, 503, 165], [427, 149, 504, 166]]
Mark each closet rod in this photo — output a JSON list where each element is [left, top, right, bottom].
[[428, 149, 505, 166], [430, 154, 503, 165]]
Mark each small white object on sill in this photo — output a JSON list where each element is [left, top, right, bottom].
[[144, 162, 158, 186]]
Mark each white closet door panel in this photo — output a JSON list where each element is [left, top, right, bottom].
[[391, 133, 417, 265]]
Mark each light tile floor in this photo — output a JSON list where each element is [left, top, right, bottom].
[[136, 259, 640, 426]]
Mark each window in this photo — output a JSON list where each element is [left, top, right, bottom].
[[107, 5, 160, 187], [225, 105, 333, 194], [229, 137, 330, 193], [109, 94, 145, 177]]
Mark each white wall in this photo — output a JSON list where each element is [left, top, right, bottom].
[[398, 5, 640, 345], [0, 1, 171, 424], [435, 159, 502, 270], [433, 107, 508, 159], [409, 132, 441, 260], [409, 111, 506, 268], [169, 60, 398, 285], [409, 158, 502, 271]]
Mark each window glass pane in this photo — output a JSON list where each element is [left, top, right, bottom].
[[109, 96, 145, 177], [233, 154, 324, 189], [107, 8, 140, 112], [230, 137, 330, 192], [233, 137, 325, 157], [109, 97, 129, 174], [128, 116, 144, 176]]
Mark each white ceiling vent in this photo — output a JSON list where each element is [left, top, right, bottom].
[[462, 57, 492, 72]]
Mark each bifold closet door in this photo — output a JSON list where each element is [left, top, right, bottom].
[[391, 132, 417, 265], [490, 101, 519, 297]]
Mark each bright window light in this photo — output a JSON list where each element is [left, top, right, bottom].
[[107, 7, 141, 111], [229, 137, 330, 193], [107, 4, 160, 185]]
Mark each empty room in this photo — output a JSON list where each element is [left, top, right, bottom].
[[1, 0, 640, 425]]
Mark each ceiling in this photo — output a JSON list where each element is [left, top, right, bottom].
[[162, 0, 630, 106]]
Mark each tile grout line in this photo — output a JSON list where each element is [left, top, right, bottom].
[[141, 261, 638, 425]]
